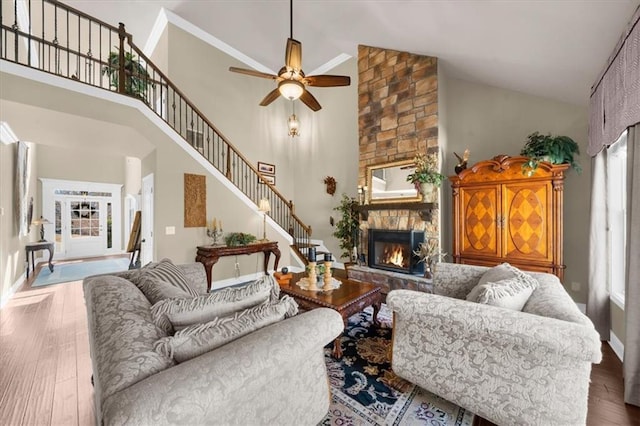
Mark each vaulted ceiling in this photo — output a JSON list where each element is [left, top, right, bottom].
[[57, 0, 640, 106]]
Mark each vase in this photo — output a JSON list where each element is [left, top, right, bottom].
[[420, 183, 438, 203]]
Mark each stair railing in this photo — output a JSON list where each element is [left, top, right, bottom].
[[0, 0, 311, 256]]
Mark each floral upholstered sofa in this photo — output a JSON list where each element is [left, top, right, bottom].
[[387, 262, 602, 426], [83, 260, 343, 426]]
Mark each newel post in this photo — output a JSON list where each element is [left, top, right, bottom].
[[117, 23, 126, 94]]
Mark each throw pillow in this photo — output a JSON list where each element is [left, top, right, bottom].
[[153, 295, 299, 363], [137, 274, 193, 306], [142, 258, 200, 297], [150, 274, 281, 334], [472, 278, 536, 311], [477, 262, 538, 288], [466, 263, 539, 311]]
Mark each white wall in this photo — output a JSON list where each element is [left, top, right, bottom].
[[0, 141, 38, 303], [440, 75, 590, 303], [292, 58, 359, 260], [164, 23, 358, 263]]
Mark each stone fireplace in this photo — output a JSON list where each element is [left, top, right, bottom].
[[368, 229, 424, 275], [348, 45, 440, 294], [357, 44, 440, 264]]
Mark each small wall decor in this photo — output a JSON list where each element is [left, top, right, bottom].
[[258, 162, 276, 185], [260, 174, 276, 185], [324, 176, 337, 195], [257, 162, 275, 174], [184, 173, 206, 227]]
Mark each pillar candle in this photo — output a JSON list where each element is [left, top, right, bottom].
[[324, 253, 332, 262], [308, 247, 316, 262]]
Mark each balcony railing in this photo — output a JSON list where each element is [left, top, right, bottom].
[[1, 0, 311, 257]]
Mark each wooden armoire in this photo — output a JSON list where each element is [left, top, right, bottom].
[[450, 155, 569, 281]]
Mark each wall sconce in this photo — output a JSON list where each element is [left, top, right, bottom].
[[288, 102, 300, 137]]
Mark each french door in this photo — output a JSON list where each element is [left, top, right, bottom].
[[62, 198, 109, 258], [42, 178, 123, 260]]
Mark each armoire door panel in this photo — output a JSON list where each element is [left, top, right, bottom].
[[503, 182, 552, 262], [460, 186, 500, 258]]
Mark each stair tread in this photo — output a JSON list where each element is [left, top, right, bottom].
[[293, 242, 320, 248]]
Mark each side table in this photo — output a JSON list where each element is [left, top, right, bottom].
[[196, 241, 280, 291], [25, 241, 55, 279]]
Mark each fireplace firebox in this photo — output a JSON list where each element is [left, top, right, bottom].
[[368, 229, 424, 275]]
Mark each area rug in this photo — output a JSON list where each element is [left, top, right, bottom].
[[32, 257, 130, 287], [321, 305, 475, 426]]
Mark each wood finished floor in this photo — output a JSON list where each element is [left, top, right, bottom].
[[1, 266, 639, 426]]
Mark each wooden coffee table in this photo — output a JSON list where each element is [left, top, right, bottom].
[[280, 275, 382, 358]]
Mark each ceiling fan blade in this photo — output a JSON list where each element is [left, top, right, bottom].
[[285, 38, 302, 71], [259, 88, 281, 106], [304, 74, 351, 87], [300, 89, 322, 112], [229, 67, 278, 80]]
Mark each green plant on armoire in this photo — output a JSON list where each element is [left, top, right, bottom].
[[520, 132, 581, 176]]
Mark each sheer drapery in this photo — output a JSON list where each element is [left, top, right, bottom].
[[624, 124, 639, 406], [588, 7, 640, 156], [587, 152, 610, 340]]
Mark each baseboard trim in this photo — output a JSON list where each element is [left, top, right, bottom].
[[0, 271, 26, 309], [609, 330, 624, 362], [211, 271, 267, 291]]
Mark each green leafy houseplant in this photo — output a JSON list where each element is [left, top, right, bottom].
[[520, 132, 581, 176], [102, 50, 152, 101], [332, 193, 360, 261], [406, 153, 446, 186], [224, 232, 257, 247]]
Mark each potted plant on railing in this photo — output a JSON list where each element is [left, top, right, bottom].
[[102, 50, 152, 101], [520, 131, 581, 176], [406, 153, 446, 203], [332, 193, 360, 262]]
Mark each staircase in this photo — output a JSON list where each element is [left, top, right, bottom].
[[0, 0, 312, 262]]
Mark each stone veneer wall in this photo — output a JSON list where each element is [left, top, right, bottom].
[[357, 45, 440, 258]]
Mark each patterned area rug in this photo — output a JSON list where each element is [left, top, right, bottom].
[[32, 257, 130, 287], [321, 305, 475, 426]]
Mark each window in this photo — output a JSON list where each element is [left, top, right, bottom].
[[607, 130, 627, 308]]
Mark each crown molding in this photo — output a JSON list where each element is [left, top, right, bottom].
[[142, 8, 351, 76]]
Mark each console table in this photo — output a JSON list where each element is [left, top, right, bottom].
[[25, 241, 54, 279], [196, 241, 280, 291]]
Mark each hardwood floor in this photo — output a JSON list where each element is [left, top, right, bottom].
[[1, 268, 639, 425]]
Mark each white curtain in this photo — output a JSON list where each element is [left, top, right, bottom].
[[587, 152, 610, 340], [624, 124, 640, 406]]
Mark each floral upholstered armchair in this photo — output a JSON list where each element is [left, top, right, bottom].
[[387, 262, 602, 426]]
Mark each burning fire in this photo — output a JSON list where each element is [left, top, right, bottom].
[[382, 244, 405, 268]]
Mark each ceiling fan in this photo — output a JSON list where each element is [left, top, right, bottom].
[[229, 0, 350, 112]]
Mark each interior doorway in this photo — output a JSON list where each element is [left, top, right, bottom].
[[41, 178, 123, 260], [141, 173, 154, 265]]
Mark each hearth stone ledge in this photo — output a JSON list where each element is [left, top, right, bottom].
[[347, 265, 433, 295]]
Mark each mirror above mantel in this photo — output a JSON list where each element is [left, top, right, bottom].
[[366, 159, 421, 204]]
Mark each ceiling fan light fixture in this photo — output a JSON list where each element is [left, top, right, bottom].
[[278, 79, 304, 100]]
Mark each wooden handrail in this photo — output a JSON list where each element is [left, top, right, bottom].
[[126, 42, 311, 234]]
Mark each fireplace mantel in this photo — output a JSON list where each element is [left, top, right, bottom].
[[353, 202, 437, 221]]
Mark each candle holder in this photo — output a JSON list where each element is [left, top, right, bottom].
[[307, 261, 318, 290], [357, 186, 365, 205], [323, 260, 333, 291], [206, 227, 223, 245]]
